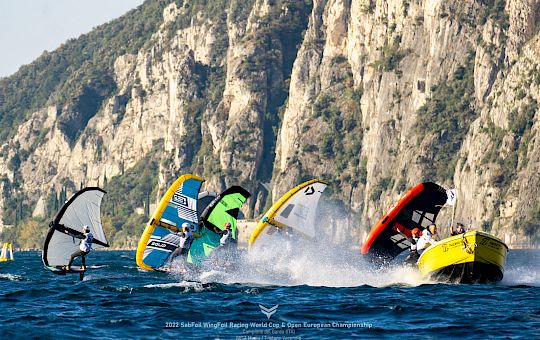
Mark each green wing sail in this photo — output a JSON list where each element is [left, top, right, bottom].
[[188, 186, 251, 265]]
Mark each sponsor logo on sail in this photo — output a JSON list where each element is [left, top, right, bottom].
[[149, 241, 167, 248], [172, 193, 188, 207]]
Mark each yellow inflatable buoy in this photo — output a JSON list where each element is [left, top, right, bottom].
[[0, 242, 14, 262]]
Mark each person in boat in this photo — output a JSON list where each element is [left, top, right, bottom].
[[416, 224, 439, 254], [450, 223, 466, 236], [405, 228, 421, 264], [64, 225, 93, 271]]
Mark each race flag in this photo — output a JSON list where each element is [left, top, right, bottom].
[[446, 189, 457, 206]]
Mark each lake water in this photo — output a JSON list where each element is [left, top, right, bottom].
[[0, 249, 539, 339]]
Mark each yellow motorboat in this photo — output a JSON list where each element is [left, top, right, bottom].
[[417, 231, 508, 283]]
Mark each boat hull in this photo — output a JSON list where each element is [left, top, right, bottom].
[[417, 231, 508, 283]]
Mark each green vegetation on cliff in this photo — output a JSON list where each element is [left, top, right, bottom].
[[416, 52, 477, 182], [310, 57, 364, 198]]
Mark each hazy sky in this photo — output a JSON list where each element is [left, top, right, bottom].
[[0, 0, 144, 78]]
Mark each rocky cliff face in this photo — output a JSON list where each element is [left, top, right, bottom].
[[0, 0, 539, 246]]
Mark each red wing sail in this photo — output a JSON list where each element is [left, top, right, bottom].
[[361, 182, 448, 262]]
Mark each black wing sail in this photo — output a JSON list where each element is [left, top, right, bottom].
[[362, 182, 449, 262]]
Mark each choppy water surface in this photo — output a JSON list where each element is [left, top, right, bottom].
[[0, 249, 539, 339]]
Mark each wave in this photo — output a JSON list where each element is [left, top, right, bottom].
[[0, 273, 23, 281], [143, 281, 208, 292]]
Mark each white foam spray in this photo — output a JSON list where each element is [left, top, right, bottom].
[[167, 201, 540, 288], [500, 249, 540, 287], [167, 225, 429, 287]]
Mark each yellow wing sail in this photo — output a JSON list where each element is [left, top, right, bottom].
[[136, 174, 204, 271], [248, 179, 326, 250]]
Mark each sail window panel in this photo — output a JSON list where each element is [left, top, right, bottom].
[[279, 204, 295, 218], [397, 240, 411, 249], [424, 212, 435, 222], [412, 210, 421, 223], [390, 234, 405, 242], [421, 218, 432, 227]]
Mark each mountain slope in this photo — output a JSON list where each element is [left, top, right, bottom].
[[0, 0, 539, 247]]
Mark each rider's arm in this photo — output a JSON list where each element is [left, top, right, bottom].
[[70, 233, 85, 239], [61, 226, 84, 239]]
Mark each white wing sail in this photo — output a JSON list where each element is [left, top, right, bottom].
[[272, 181, 327, 238], [42, 188, 108, 268]]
